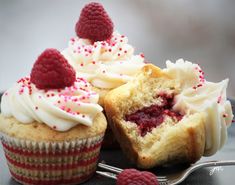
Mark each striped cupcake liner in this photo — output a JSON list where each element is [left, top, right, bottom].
[[0, 133, 104, 185]]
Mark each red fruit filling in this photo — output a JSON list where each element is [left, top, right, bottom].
[[125, 93, 183, 137]]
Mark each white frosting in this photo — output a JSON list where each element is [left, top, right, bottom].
[[1, 77, 103, 131], [164, 59, 233, 156], [62, 31, 145, 89]]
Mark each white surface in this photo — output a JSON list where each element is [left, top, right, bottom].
[[0, 0, 235, 97]]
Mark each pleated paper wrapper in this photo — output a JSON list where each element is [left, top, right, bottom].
[[0, 132, 104, 185]]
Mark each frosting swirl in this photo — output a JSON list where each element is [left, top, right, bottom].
[[163, 59, 233, 156], [1, 77, 103, 131], [62, 31, 145, 89]]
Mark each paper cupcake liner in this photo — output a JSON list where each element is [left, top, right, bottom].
[[0, 133, 104, 185]]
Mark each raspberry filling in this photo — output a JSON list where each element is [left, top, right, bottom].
[[125, 93, 183, 137]]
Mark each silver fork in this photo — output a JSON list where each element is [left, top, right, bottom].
[[97, 160, 235, 185]]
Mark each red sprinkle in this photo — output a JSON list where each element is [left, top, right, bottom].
[[223, 113, 228, 118], [217, 96, 222, 104]]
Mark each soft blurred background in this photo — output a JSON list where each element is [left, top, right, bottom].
[[0, 0, 235, 98]]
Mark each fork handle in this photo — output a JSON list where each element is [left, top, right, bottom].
[[192, 160, 235, 171]]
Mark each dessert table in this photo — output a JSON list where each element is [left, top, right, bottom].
[[0, 95, 235, 185]]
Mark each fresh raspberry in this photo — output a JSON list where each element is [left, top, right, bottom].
[[75, 2, 114, 42], [30, 48, 76, 89], [117, 169, 159, 185]]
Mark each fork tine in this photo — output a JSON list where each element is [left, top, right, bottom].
[[98, 163, 167, 180], [98, 163, 122, 173], [96, 171, 117, 179]]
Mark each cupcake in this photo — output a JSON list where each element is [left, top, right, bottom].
[[62, 2, 145, 106], [0, 48, 107, 185], [104, 59, 233, 169], [62, 2, 145, 148]]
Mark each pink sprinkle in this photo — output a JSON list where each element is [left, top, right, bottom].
[[19, 89, 24, 94], [120, 40, 123, 42], [38, 96, 42, 99], [223, 113, 228, 118], [80, 63, 84, 67], [4, 92, 8, 96], [217, 96, 222, 104], [118, 53, 121, 57], [140, 53, 145, 58], [71, 38, 75, 42], [121, 35, 125, 38]]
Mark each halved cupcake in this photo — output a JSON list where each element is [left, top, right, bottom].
[[0, 48, 107, 185], [104, 59, 233, 169]]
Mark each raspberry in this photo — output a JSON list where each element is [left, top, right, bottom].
[[117, 169, 159, 185], [30, 48, 76, 89], [75, 2, 114, 42]]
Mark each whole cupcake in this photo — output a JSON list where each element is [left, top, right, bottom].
[[0, 48, 107, 185], [62, 2, 146, 106], [62, 2, 145, 148]]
